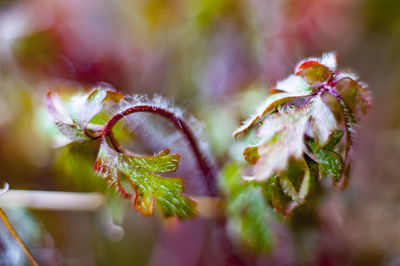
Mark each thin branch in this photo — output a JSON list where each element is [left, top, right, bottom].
[[0, 190, 105, 211], [0, 190, 221, 217], [0, 208, 38, 266]]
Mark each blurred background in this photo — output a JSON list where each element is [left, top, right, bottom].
[[0, 0, 398, 265]]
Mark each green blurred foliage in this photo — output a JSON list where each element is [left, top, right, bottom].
[[220, 163, 275, 254]]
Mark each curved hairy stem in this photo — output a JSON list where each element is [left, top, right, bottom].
[[102, 105, 217, 196], [0, 208, 38, 266], [328, 86, 356, 188]]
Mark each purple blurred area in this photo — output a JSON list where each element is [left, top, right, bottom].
[[0, 0, 398, 265]]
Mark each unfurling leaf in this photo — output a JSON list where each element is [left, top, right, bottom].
[[46, 88, 122, 142], [260, 158, 316, 217], [264, 174, 301, 217], [95, 138, 197, 218]]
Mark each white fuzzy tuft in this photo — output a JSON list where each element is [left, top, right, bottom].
[[319, 51, 337, 71]]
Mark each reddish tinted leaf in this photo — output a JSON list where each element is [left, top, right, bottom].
[[295, 52, 337, 72], [243, 146, 260, 165], [334, 77, 372, 121], [295, 60, 332, 87]]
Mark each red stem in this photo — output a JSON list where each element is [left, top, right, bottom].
[[102, 105, 217, 196], [327, 85, 355, 188]]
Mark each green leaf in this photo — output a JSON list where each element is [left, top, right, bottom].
[[95, 138, 197, 219], [325, 130, 344, 151], [220, 163, 275, 253], [316, 150, 343, 182], [308, 131, 344, 182]]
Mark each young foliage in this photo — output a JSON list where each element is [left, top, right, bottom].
[[222, 52, 372, 252], [234, 51, 371, 191], [95, 139, 196, 218], [46, 88, 199, 219], [46, 88, 123, 142]]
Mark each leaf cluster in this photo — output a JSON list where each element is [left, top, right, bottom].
[[221, 52, 372, 252]]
